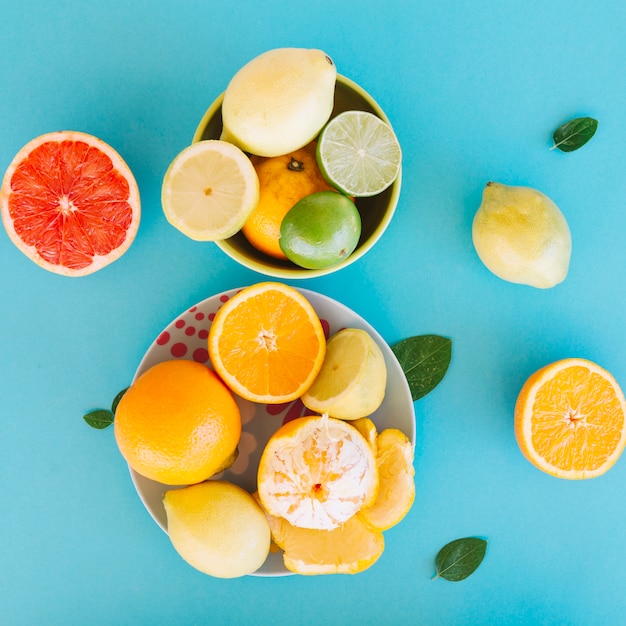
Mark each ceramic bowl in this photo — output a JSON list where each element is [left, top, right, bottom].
[[192, 74, 402, 279], [128, 286, 416, 576]]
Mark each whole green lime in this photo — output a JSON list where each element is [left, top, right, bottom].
[[279, 191, 361, 269]]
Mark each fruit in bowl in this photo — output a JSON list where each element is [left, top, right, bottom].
[[161, 47, 402, 278], [115, 282, 416, 577], [219, 47, 337, 158]]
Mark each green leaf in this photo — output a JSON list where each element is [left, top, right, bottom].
[[111, 387, 129, 414], [433, 537, 487, 581], [551, 116, 598, 152], [83, 409, 114, 430], [391, 335, 452, 401]]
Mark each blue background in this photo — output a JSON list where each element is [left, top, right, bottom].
[[2, 1, 626, 624]]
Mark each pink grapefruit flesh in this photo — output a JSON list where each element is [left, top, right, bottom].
[[1, 131, 141, 276]]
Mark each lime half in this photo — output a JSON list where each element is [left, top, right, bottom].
[[162, 140, 259, 241], [316, 111, 401, 197]]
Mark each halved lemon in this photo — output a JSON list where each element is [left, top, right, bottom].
[[161, 140, 259, 241], [301, 328, 387, 420]]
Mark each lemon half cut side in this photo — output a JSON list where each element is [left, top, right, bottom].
[[162, 140, 259, 241]]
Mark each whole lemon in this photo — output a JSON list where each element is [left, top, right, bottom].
[[220, 48, 336, 157], [114, 360, 241, 485], [472, 182, 572, 288], [279, 191, 361, 269], [164, 481, 271, 578]]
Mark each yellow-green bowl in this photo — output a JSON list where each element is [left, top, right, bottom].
[[193, 74, 402, 279]]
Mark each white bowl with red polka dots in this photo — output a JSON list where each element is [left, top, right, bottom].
[[128, 285, 415, 577]]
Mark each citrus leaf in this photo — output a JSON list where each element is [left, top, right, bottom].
[[83, 409, 114, 430], [551, 116, 598, 152], [433, 537, 487, 581], [391, 335, 452, 401], [111, 387, 129, 414]]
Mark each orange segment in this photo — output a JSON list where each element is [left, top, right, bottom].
[[359, 429, 415, 531], [208, 282, 326, 403], [1, 131, 140, 276], [263, 507, 385, 575], [351, 417, 378, 453], [257, 415, 378, 530], [514, 358, 626, 479]]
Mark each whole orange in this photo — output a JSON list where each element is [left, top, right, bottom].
[[114, 360, 241, 485], [242, 141, 337, 259]]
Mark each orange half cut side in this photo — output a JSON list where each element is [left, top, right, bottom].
[[514, 358, 626, 479], [208, 282, 326, 403]]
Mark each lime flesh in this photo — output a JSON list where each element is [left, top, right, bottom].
[[279, 191, 361, 269], [316, 111, 401, 197]]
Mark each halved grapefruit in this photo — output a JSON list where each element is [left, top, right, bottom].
[[1, 131, 141, 276]]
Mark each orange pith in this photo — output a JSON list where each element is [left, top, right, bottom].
[[207, 282, 326, 403], [242, 142, 337, 259], [514, 358, 626, 479], [1, 131, 140, 276], [114, 360, 241, 485]]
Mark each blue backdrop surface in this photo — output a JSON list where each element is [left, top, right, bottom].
[[2, 1, 626, 624]]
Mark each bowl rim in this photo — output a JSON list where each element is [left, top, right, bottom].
[[192, 74, 402, 279]]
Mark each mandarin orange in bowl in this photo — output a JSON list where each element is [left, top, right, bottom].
[[193, 75, 402, 278], [242, 141, 337, 260]]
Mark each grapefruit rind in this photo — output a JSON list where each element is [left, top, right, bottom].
[[260, 503, 384, 575]]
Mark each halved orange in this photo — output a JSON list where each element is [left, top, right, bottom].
[[257, 415, 378, 530], [1, 131, 140, 276], [208, 282, 326, 403], [514, 358, 626, 479]]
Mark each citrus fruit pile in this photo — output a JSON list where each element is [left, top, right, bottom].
[[160, 47, 402, 270], [113, 282, 415, 577], [1, 131, 140, 276]]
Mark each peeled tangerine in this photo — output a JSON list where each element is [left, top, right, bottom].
[[220, 48, 337, 157], [164, 481, 270, 578], [257, 415, 379, 531], [472, 182, 572, 289], [257, 416, 415, 575]]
